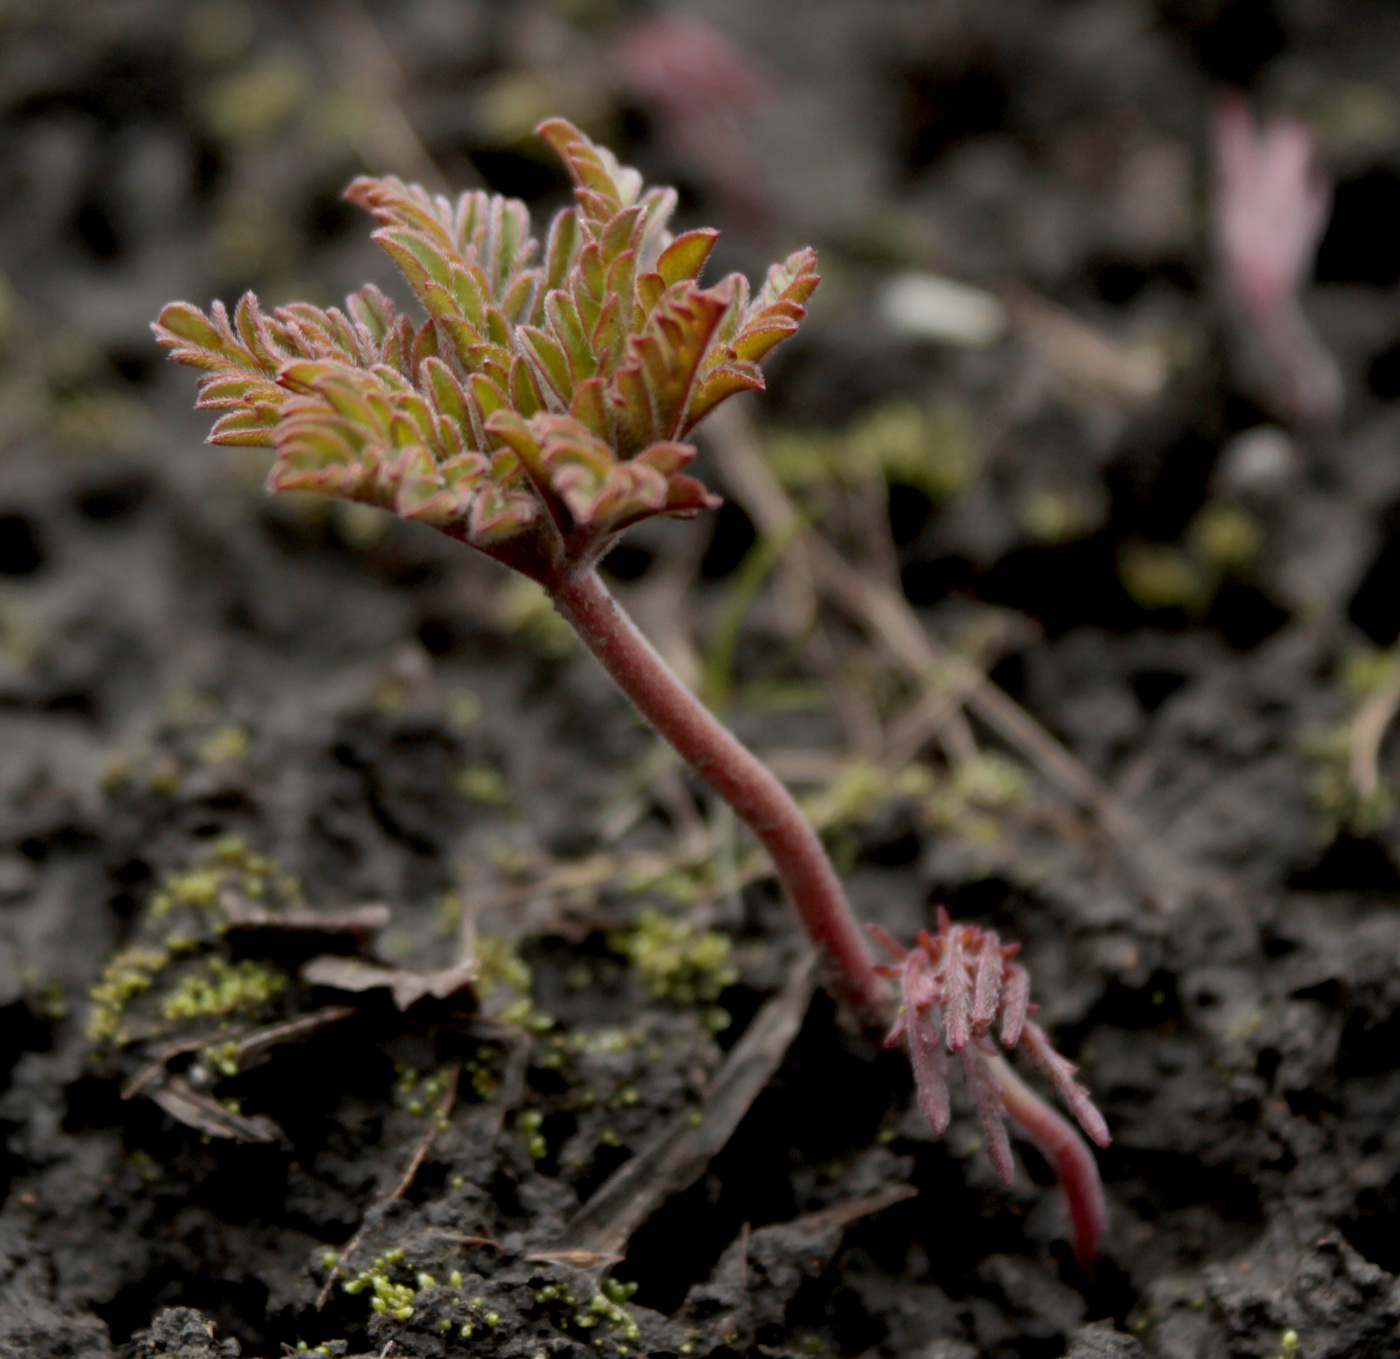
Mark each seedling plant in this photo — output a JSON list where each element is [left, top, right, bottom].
[[155, 118, 1110, 1268]]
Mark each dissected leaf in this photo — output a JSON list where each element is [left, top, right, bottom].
[[150, 1076, 281, 1143], [156, 118, 817, 583], [657, 229, 719, 286], [610, 282, 732, 452]]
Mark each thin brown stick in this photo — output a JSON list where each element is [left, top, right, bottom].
[[456, 671, 986, 929], [389, 1061, 460, 1200], [310, 0, 446, 191], [805, 625, 885, 759], [783, 1182, 918, 1234], [315, 1062, 460, 1309], [122, 1006, 357, 1100], [703, 402, 1191, 911], [1348, 664, 1400, 801], [940, 708, 980, 766], [552, 952, 817, 1258]]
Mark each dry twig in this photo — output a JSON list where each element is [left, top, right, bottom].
[[309, 0, 446, 191], [551, 952, 817, 1259], [1348, 665, 1400, 802], [703, 401, 1192, 911], [316, 1061, 461, 1309]]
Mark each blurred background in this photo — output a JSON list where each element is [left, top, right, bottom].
[[6, 0, 1400, 904], [8, 0, 1400, 664], [7, 0, 1400, 1355]]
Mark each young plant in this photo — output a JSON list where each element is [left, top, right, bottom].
[[1212, 91, 1342, 432], [869, 913, 1109, 1269], [153, 118, 1109, 1264]]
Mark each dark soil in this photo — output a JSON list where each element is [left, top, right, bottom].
[[4, 0, 1400, 1356]]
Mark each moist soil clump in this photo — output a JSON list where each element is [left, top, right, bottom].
[[4, 0, 1400, 1356]]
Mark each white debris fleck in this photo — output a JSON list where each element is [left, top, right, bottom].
[[876, 272, 1008, 347]]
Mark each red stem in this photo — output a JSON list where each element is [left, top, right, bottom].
[[986, 1052, 1107, 1271], [551, 567, 885, 1024]]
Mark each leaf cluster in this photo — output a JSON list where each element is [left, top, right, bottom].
[[869, 909, 1109, 1186], [154, 119, 818, 586]]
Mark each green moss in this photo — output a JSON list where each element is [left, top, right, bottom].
[[455, 764, 510, 806], [532, 1275, 640, 1349], [1342, 647, 1400, 696], [1118, 501, 1264, 618], [569, 1027, 639, 1056], [147, 761, 181, 796], [146, 837, 292, 922], [90, 842, 299, 1046], [764, 401, 974, 502], [620, 863, 706, 904], [437, 894, 463, 933], [396, 1063, 457, 1118], [517, 1108, 547, 1160], [610, 911, 736, 1006], [576, 1286, 641, 1345], [474, 935, 532, 996], [203, 1039, 241, 1077], [203, 57, 307, 145], [702, 1006, 732, 1034], [342, 1256, 514, 1332], [211, 835, 270, 871], [474, 935, 554, 1030], [1118, 542, 1204, 613], [30, 980, 68, 1022], [128, 1148, 161, 1184], [1191, 502, 1261, 571], [1020, 487, 1105, 544], [923, 754, 1029, 847], [148, 868, 224, 920], [846, 401, 974, 500], [369, 1274, 417, 1321], [445, 688, 482, 729], [498, 995, 555, 1032], [496, 576, 578, 658], [199, 724, 249, 765], [801, 761, 893, 831], [88, 947, 171, 1044], [159, 957, 286, 1022]]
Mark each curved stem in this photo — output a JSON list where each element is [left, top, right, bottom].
[[552, 567, 885, 1025], [985, 1052, 1107, 1272]]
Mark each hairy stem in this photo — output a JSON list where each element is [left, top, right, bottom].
[[986, 1052, 1107, 1271], [552, 566, 885, 1024]]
